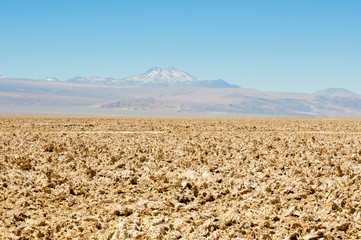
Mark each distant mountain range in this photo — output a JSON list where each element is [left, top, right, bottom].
[[0, 67, 360, 117], [65, 66, 240, 88]]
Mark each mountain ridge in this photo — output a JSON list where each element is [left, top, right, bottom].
[[314, 88, 359, 97], [64, 66, 239, 88], [1, 70, 361, 117]]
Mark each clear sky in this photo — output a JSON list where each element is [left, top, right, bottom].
[[1, 0, 361, 93]]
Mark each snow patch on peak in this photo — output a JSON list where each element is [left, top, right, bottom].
[[43, 77, 59, 82]]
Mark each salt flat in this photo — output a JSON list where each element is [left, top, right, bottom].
[[1, 117, 361, 239]]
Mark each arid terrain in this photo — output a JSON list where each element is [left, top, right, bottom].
[[1, 117, 361, 239]]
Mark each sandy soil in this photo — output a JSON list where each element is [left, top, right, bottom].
[[1, 117, 361, 239]]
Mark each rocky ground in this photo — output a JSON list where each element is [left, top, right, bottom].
[[1, 117, 361, 239]]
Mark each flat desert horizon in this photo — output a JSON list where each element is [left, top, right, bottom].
[[1, 116, 361, 239]]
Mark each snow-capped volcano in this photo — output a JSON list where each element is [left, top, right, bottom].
[[63, 66, 239, 88], [123, 66, 197, 84]]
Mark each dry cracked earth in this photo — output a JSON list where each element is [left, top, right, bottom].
[[1, 117, 361, 239]]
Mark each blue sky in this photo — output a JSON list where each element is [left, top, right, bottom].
[[1, 0, 361, 93]]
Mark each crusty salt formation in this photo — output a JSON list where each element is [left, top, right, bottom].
[[1, 117, 361, 239]]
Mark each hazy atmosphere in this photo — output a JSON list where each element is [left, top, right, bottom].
[[1, 0, 361, 93]]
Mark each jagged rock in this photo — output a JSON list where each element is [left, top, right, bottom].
[[1, 117, 361, 239]]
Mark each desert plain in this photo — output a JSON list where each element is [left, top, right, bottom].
[[1, 117, 361, 239]]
